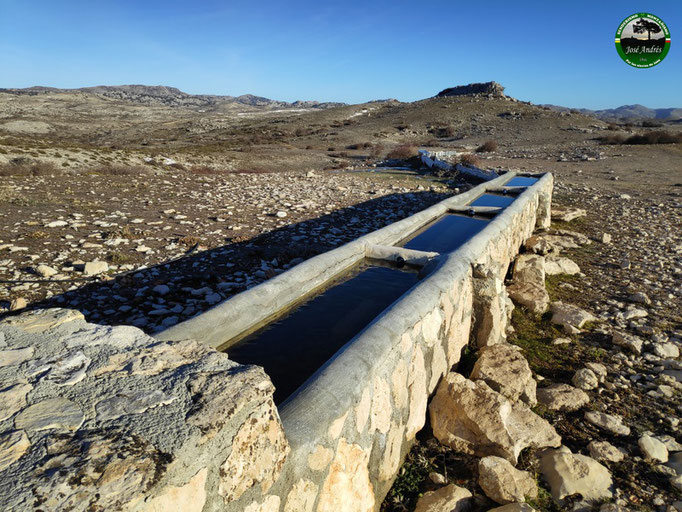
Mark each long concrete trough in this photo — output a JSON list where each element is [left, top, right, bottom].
[[154, 170, 554, 511]]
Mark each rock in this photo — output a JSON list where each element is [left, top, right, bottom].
[[46, 220, 68, 227], [478, 456, 537, 504], [0, 382, 32, 422], [584, 362, 607, 382], [671, 475, 682, 492], [96, 390, 176, 421], [667, 452, 682, 475], [507, 255, 549, 314], [10, 297, 27, 311], [612, 331, 643, 355], [545, 257, 580, 276], [572, 368, 599, 391], [600, 233, 612, 244], [507, 281, 550, 315], [142, 468, 208, 512], [153, 284, 170, 295], [638, 434, 668, 463], [472, 272, 509, 347], [588, 441, 625, 463], [550, 302, 596, 332], [552, 337, 572, 345], [488, 505, 536, 512], [83, 261, 109, 276], [536, 384, 589, 412], [0, 346, 34, 367], [14, 397, 84, 431], [414, 484, 473, 512], [551, 208, 586, 222], [584, 411, 630, 436], [429, 373, 560, 464], [0, 430, 30, 472], [275, 211, 287, 218], [470, 344, 537, 405], [1, 308, 84, 333], [429, 472, 447, 485], [316, 439, 374, 512], [540, 446, 613, 503], [35, 264, 58, 277], [652, 342, 680, 359], [628, 292, 651, 305]]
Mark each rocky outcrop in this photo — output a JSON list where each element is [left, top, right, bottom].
[[437, 82, 506, 98], [429, 373, 560, 464]]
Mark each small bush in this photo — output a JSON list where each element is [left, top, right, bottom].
[[346, 142, 373, 150], [599, 130, 682, 145], [607, 123, 619, 131], [89, 165, 151, 176], [0, 159, 61, 176], [642, 120, 663, 128], [387, 144, 418, 160], [459, 153, 481, 167], [476, 140, 498, 153], [369, 143, 384, 158]]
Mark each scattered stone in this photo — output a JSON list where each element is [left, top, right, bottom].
[[470, 344, 537, 405], [551, 208, 586, 222], [584, 411, 630, 436], [0, 346, 35, 367], [545, 256, 580, 276], [35, 264, 58, 277], [628, 292, 651, 305], [612, 331, 643, 355], [429, 471, 447, 485], [429, 373, 561, 464], [552, 337, 572, 346], [600, 233, 612, 244], [478, 456, 537, 504], [588, 441, 626, 463], [536, 383, 590, 412], [572, 368, 599, 391], [540, 446, 613, 504], [638, 434, 668, 463], [652, 342, 679, 359], [0, 430, 30, 472], [550, 301, 596, 332], [14, 397, 84, 431], [83, 261, 109, 276], [10, 297, 27, 311], [0, 382, 32, 422], [414, 484, 473, 512]]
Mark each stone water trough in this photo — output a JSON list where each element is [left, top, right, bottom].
[[0, 170, 552, 511]]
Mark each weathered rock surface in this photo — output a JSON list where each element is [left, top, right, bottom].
[[0, 430, 30, 472], [572, 368, 599, 391], [414, 484, 473, 512], [536, 383, 590, 412], [584, 411, 631, 436], [470, 344, 537, 405], [612, 331, 643, 355], [545, 256, 580, 275], [429, 373, 560, 464], [478, 456, 537, 504], [488, 505, 536, 512], [551, 208, 586, 222], [588, 441, 626, 463], [550, 301, 596, 333], [638, 434, 668, 463], [540, 446, 613, 503], [507, 254, 549, 314], [472, 271, 510, 347]]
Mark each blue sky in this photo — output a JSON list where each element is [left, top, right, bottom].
[[1, 0, 680, 108]]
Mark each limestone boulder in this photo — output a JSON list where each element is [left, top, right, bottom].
[[429, 373, 560, 464], [638, 434, 668, 463], [545, 256, 580, 276], [478, 456, 537, 504], [612, 331, 643, 355], [550, 302, 596, 333], [536, 384, 589, 412], [587, 441, 625, 463], [507, 255, 549, 314], [472, 272, 509, 348], [489, 505, 536, 512], [572, 368, 599, 391], [551, 208, 586, 222], [540, 446, 613, 504], [414, 484, 472, 512], [584, 411, 630, 436], [470, 344, 537, 405]]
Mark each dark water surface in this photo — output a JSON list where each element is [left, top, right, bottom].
[[225, 264, 420, 403], [505, 176, 538, 187], [469, 193, 516, 208], [402, 214, 490, 254]]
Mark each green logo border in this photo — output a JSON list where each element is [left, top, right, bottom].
[[615, 12, 670, 68]]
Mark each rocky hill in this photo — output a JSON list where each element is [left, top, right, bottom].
[[545, 103, 682, 121]]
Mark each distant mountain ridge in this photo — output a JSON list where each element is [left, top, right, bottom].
[[0, 84, 346, 110], [544, 103, 682, 121]]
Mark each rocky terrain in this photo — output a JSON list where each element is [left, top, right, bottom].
[[0, 83, 680, 511]]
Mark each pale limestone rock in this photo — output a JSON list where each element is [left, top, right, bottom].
[[612, 331, 643, 355], [536, 383, 589, 412], [308, 445, 333, 471], [391, 359, 408, 410], [0, 347, 34, 367], [36, 264, 58, 277], [0, 430, 30, 472], [328, 410, 349, 439], [218, 402, 289, 502], [141, 468, 208, 512], [355, 386, 371, 433], [45, 350, 91, 386], [0, 382, 32, 422], [83, 261, 109, 276], [371, 377, 391, 434], [638, 434, 668, 463], [585, 362, 607, 382], [429, 343, 448, 393], [470, 344, 537, 405], [472, 273, 509, 347], [284, 479, 317, 512], [317, 438, 374, 512], [429, 373, 560, 464], [489, 505, 536, 512], [540, 447, 613, 503], [584, 411, 630, 436], [0, 308, 83, 333], [507, 255, 549, 314], [406, 345, 427, 440], [14, 397, 84, 431], [550, 302, 596, 332], [588, 441, 626, 463], [545, 256, 580, 275], [653, 342, 680, 359], [10, 297, 27, 311], [422, 308, 442, 347], [380, 422, 405, 481], [478, 456, 537, 504], [244, 496, 281, 512], [96, 390, 176, 421], [414, 484, 472, 512], [572, 368, 599, 391], [551, 208, 586, 222]]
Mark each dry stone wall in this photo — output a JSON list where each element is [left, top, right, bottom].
[[0, 173, 553, 511]]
